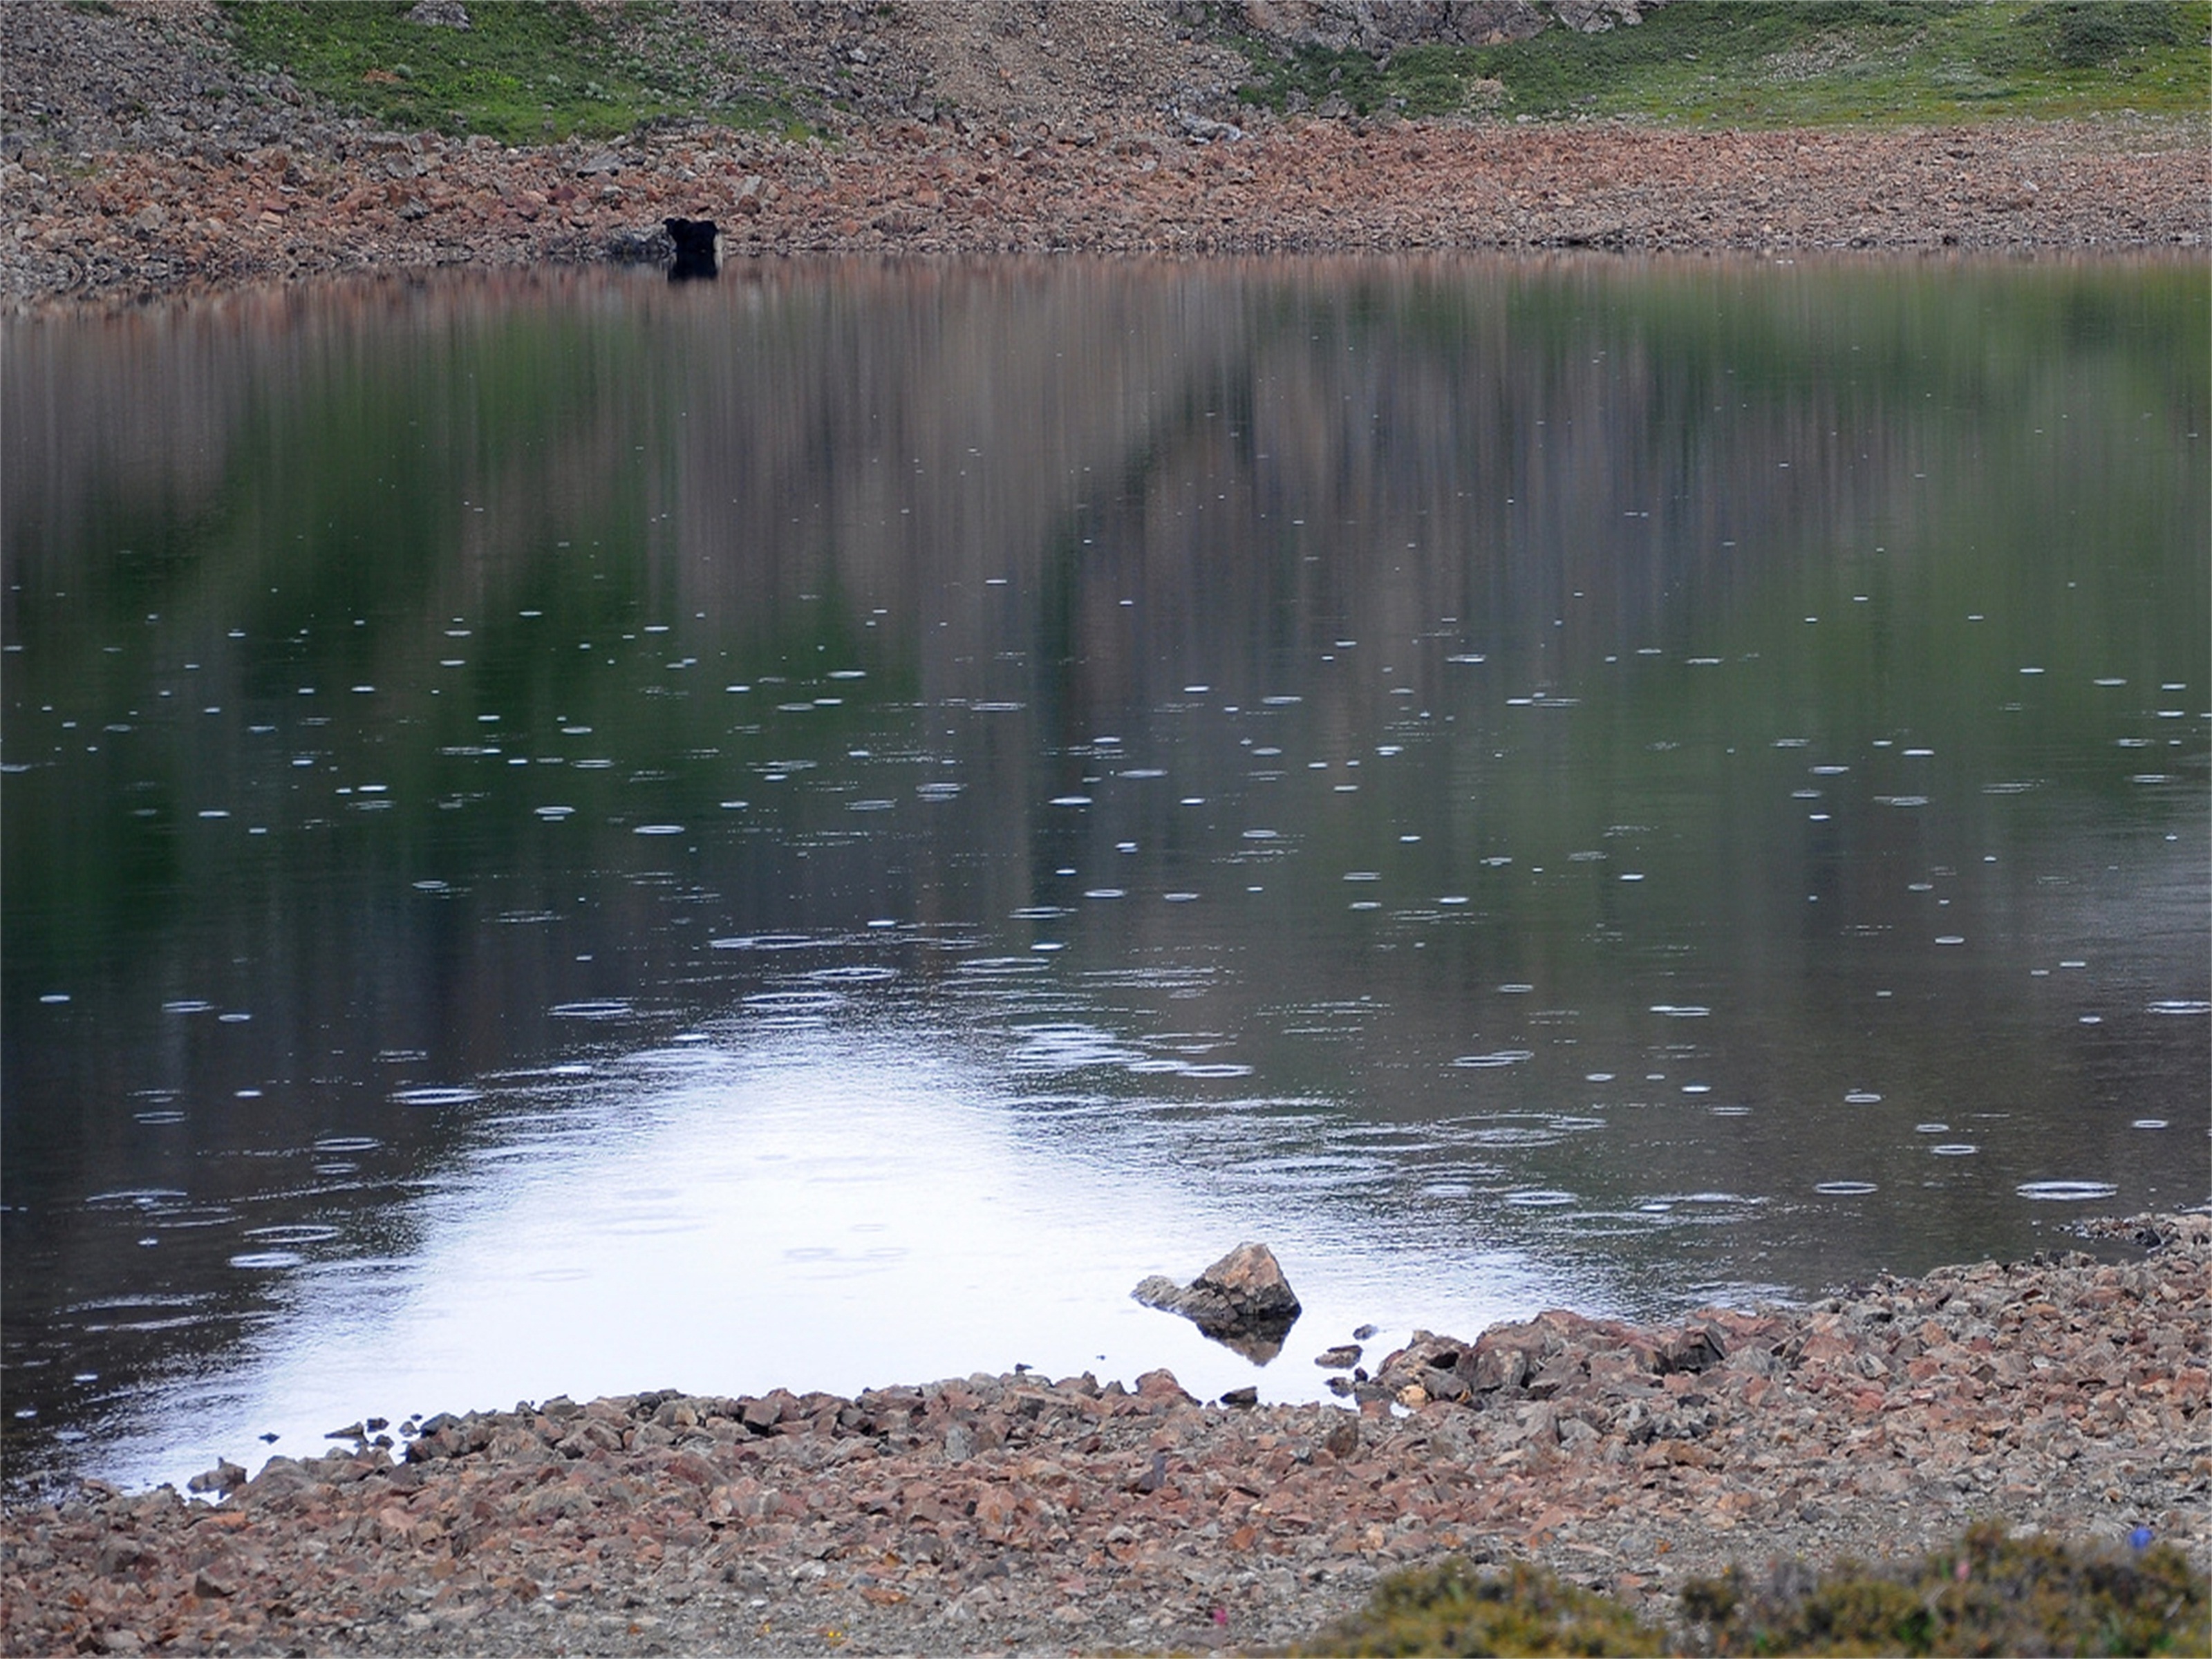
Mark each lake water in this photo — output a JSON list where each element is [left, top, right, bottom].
[[3, 256, 2205, 1496]]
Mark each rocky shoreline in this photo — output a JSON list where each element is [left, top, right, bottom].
[[4, 1215, 2205, 1656], [3, 1, 2207, 308], [7, 110, 2209, 310]]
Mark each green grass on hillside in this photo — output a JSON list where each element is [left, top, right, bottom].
[[221, 0, 805, 144], [1228, 0, 2211, 126]]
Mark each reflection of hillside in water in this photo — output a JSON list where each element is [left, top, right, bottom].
[[4, 260, 2204, 1494]]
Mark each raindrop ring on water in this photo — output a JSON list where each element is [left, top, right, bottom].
[[2015, 1180, 2119, 1201]]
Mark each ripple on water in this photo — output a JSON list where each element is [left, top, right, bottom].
[[1636, 1191, 1765, 1217], [2148, 1000, 2211, 1015], [1503, 1188, 1577, 1208], [1452, 1050, 1535, 1068], [1009, 1023, 1139, 1070], [241, 1224, 342, 1246], [550, 1000, 635, 1018], [227, 1251, 304, 1271], [742, 991, 847, 1014], [66, 1293, 214, 1334], [391, 1087, 482, 1108], [84, 1188, 189, 1208], [312, 1136, 382, 1154], [1457, 1114, 1575, 1148], [954, 955, 1049, 978], [2016, 1180, 2119, 1201], [807, 966, 899, 984], [1226, 1153, 1389, 1191], [1814, 1181, 1879, 1196], [711, 935, 820, 951]]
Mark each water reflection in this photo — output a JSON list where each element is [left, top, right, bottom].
[[3, 256, 2206, 1492], [100, 1026, 1563, 1492]]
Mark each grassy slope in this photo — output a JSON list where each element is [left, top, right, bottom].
[[220, 0, 805, 144], [1229, 0, 2211, 126], [216, 1, 2210, 144]]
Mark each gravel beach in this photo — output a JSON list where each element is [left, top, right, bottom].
[[7, 109, 2208, 310], [4, 1215, 2206, 1656]]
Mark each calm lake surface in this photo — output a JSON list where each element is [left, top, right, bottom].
[[4, 256, 2206, 1494]]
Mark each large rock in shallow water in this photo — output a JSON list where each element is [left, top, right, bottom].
[[1133, 1241, 1302, 1362]]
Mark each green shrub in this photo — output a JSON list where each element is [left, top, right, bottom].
[[1302, 1528, 2208, 1657], [1681, 1521, 2211, 1656], [2033, 0, 2184, 66], [1299, 1559, 1667, 1657]]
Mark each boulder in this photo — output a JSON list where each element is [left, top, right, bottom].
[[405, 0, 471, 28], [1132, 1241, 1302, 1361], [663, 216, 722, 280]]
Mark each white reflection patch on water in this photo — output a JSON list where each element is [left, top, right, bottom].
[[99, 1028, 1572, 1492]]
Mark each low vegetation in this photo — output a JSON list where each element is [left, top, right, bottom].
[[1301, 1526, 2209, 1656], [220, 0, 805, 143], [1226, 0, 2212, 126], [1299, 1558, 1669, 1656]]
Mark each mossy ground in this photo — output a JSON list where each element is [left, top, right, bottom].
[[1226, 0, 2211, 126], [1301, 1526, 2209, 1657], [220, 0, 807, 144]]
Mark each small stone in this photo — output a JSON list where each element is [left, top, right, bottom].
[[1314, 1344, 1362, 1369], [406, 0, 471, 29], [186, 1460, 246, 1494]]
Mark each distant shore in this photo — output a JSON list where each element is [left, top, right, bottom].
[[6, 1214, 2204, 1656], [5, 111, 2208, 310]]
